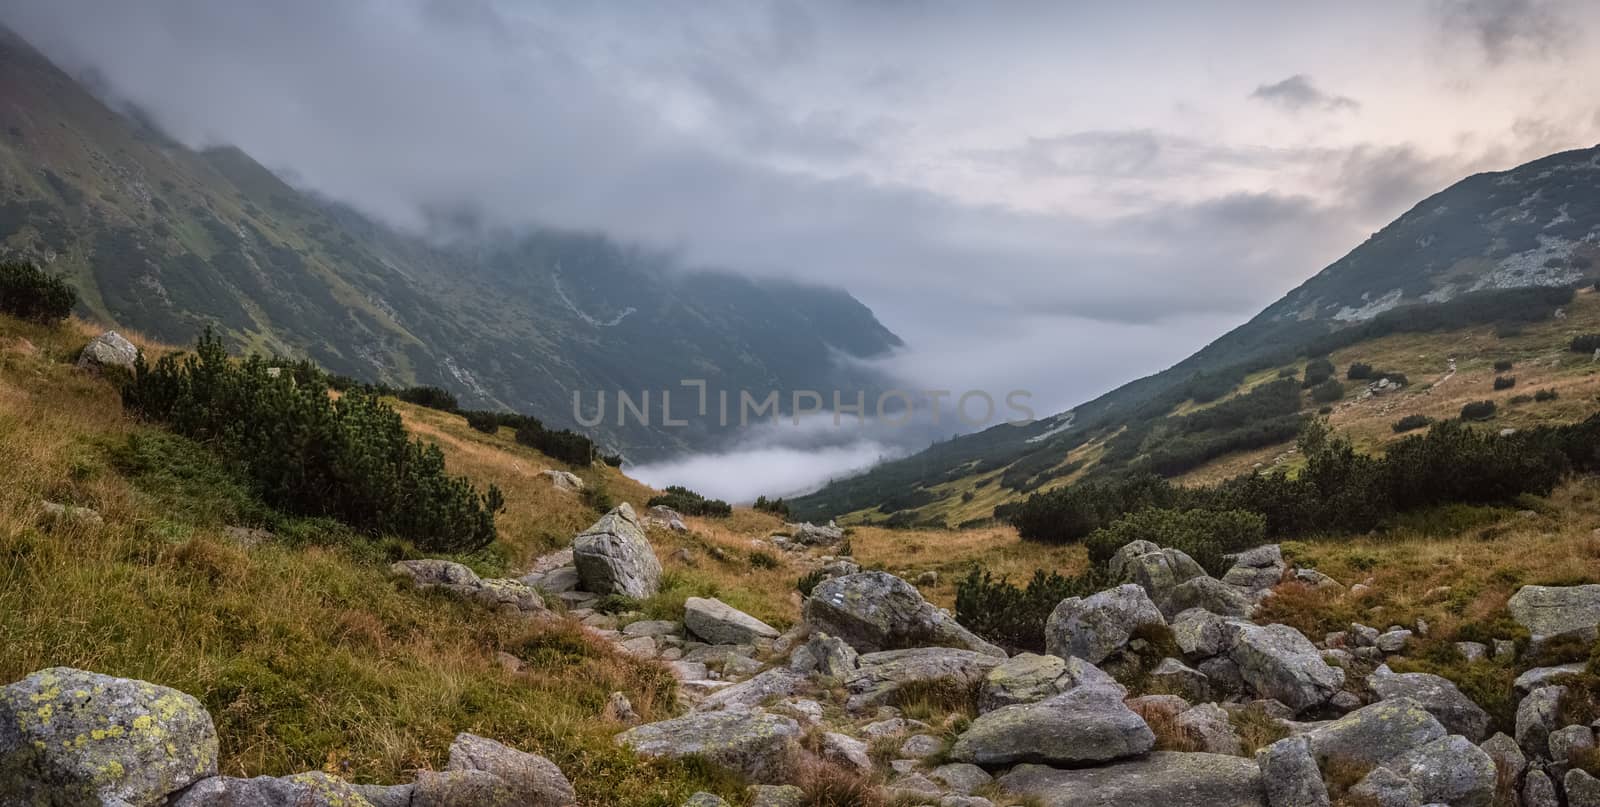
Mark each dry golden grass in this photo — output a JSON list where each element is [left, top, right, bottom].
[[848, 524, 1088, 609]]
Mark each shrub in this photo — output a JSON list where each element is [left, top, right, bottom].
[[1460, 400, 1497, 421], [1571, 334, 1600, 354], [396, 385, 458, 411], [1302, 357, 1335, 388], [1084, 507, 1266, 575], [464, 410, 501, 434], [1510, 394, 1533, 405], [954, 567, 1106, 654], [1493, 360, 1515, 372], [122, 330, 503, 553], [1310, 378, 1344, 403], [580, 481, 615, 514], [749, 551, 778, 570], [1493, 376, 1516, 391], [1010, 473, 1178, 544], [753, 496, 792, 518], [1277, 367, 1297, 379], [1346, 362, 1374, 380], [600, 453, 624, 467], [1392, 414, 1432, 433], [514, 419, 595, 466], [648, 486, 732, 518], [796, 569, 826, 598], [1535, 388, 1560, 402], [0, 259, 76, 323]]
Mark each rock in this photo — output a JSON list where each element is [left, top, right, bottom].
[[888, 772, 942, 797], [616, 709, 801, 782], [1348, 766, 1419, 807], [223, 526, 274, 547], [1567, 769, 1600, 807], [817, 731, 872, 774], [845, 648, 1004, 711], [1044, 583, 1165, 665], [618, 636, 657, 657], [1110, 542, 1207, 610], [1179, 703, 1243, 755], [607, 691, 640, 725], [540, 470, 584, 492], [1172, 608, 1238, 659], [1294, 569, 1343, 590], [1455, 641, 1488, 663], [900, 733, 944, 759], [1494, 639, 1518, 662], [175, 773, 377, 807], [697, 669, 804, 712], [1508, 584, 1600, 653], [1514, 663, 1587, 694], [939, 797, 995, 807], [1515, 685, 1566, 758], [1199, 656, 1246, 697], [572, 504, 661, 598], [1376, 629, 1413, 654], [1227, 622, 1345, 713], [1479, 732, 1526, 783], [1223, 545, 1287, 592], [977, 653, 1122, 713], [1549, 723, 1596, 764], [789, 632, 859, 678], [39, 500, 104, 528], [622, 620, 679, 638], [1149, 657, 1210, 702], [0, 667, 219, 806], [391, 560, 545, 613], [1168, 576, 1255, 618], [412, 769, 518, 806], [996, 753, 1266, 807], [445, 733, 573, 806], [748, 784, 805, 807], [1257, 736, 1329, 807], [860, 717, 931, 738], [528, 566, 581, 593], [1523, 769, 1558, 807], [685, 597, 780, 645], [804, 572, 1003, 656], [949, 686, 1155, 767], [683, 793, 731, 807], [474, 578, 546, 613], [916, 571, 939, 586], [930, 762, 991, 794], [645, 505, 688, 532], [77, 331, 138, 373], [1368, 664, 1491, 741], [1391, 734, 1497, 807], [1301, 698, 1447, 767]]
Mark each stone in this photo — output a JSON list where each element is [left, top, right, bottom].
[[1523, 770, 1558, 807], [39, 500, 104, 528], [899, 733, 944, 758], [1179, 703, 1243, 755], [391, 560, 545, 613], [1348, 766, 1420, 807], [645, 505, 688, 532], [1149, 657, 1210, 702], [1514, 663, 1587, 694], [176, 772, 377, 807], [860, 718, 931, 738], [683, 793, 730, 807], [445, 733, 573, 806], [996, 753, 1266, 807], [939, 797, 995, 807], [1567, 769, 1600, 807], [816, 732, 872, 774], [1222, 545, 1287, 592], [789, 632, 859, 679], [1549, 723, 1596, 764], [352, 782, 418, 807], [1294, 568, 1344, 590], [618, 636, 657, 657], [528, 566, 580, 593], [804, 572, 1004, 656], [1494, 639, 1518, 662], [1508, 584, 1600, 653], [1391, 734, 1497, 807], [1455, 641, 1488, 663], [540, 470, 584, 492], [1168, 576, 1255, 618], [1515, 685, 1566, 758], [1172, 608, 1238, 659], [1376, 629, 1413, 654], [1348, 623, 1380, 647], [1199, 656, 1247, 697], [0, 667, 218, 806], [1368, 664, 1491, 741], [978, 652, 1122, 713], [845, 648, 1004, 711], [782, 521, 845, 546], [1227, 622, 1345, 713], [1044, 583, 1165, 665], [573, 503, 661, 598], [1301, 698, 1447, 767], [607, 691, 640, 725], [1111, 542, 1207, 610], [929, 762, 991, 795], [949, 686, 1155, 767], [622, 620, 680, 637], [223, 526, 274, 548], [412, 770, 518, 806], [685, 597, 780, 645], [888, 773, 942, 797], [1479, 732, 1526, 783], [1257, 735, 1329, 807], [696, 669, 805, 713], [748, 784, 805, 807], [616, 709, 801, 782], [77, 331, 138, 373]]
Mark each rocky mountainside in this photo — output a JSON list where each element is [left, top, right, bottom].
[[795, 145, 1600, 522], [0, 25, 901, 460]]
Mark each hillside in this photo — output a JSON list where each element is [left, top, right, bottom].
[[0, 26, 901, 461], [795, 145, 1600, 524]]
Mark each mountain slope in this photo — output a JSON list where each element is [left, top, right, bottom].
[[795, 145, 1600, 522], [0, 26, 901, 460]]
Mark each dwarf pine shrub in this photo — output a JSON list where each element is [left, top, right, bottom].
[[0, 260, 76, 323]]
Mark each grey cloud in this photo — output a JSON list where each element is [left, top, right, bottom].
[[1435, 0, 1576, 65], [1250, 74, 1359, 112]]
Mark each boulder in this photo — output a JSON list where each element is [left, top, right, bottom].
[[685, 597, 779, 645], [573, 504, 662, 598], [748, 784, 805, 807], [845, 648, 1004, 711], [1168, 576, 1255, 618], [1222, 545, 1286, 592], [1107, 540, 1162, 580], [782, 522, 845, 546], [1172, 608, 1238, 659], [1301, 698, 1448, 767], [978, 653, 1122, 713], [540, 470, 584, 492], [1148, 657, 1210, 702], [1567, 769, 1600, 807], [40, 500, 104, 528], [696, 669, 805, 712], [645, 505, 687, 532], [996, 753, 1266, 807], [1368, 665, 1490, 741], [1479, 732, 1526, 783], [77, 331, 138, 373], [1257, 736, 1329, 807], [899, 734, 944, 759], [1178, 703, 1243, 755], [930, 762, 991, 795], [816, 732, 872, 774], [1515, 685, 1566, 758], [1514, 662, 1587, 694], [1375, 629, 1412, 654], [683, 794, 731, 807], [1508, 584, 1600, 652], [949, 686, 1154, 767], [412, 770, 518, 806], [391, 560, 545, 613], [1549, 723, 1596, 764], [1523, 770, 1558, 807], [1390, 734, 1497, 807], [1044, 584, 1165, 665], [1110, 542, 1207, 610], [446, 733, 574, 806], [1227, 622, 1345, 713], [174, 773, 375, 807], [0, 667, 219, 806], [804, 572, 1004, 656], [1347, 767, 1419, 807], [788, 632, 858, 678], [616, 709, 801, 782]]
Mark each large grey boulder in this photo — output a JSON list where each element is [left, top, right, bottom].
[[1044, 583, 1165, 664], [844, 647, 1004, 711], [1222, 545, 1286, 592], [1172, 608, 1239, 659], [0, 667, 219, 806], [174, 772, 375, 807], [1300, 698, 1448, 767], [685, 597, 779, 645], [788, 632, 858, 678], [573, 504, 662, 598], [1149, 657, 1211, 702], [1390, 734, 1497, 807], [1567, 769, 1600, 807], [1109, 542, 1207, 610], [696, 669, 805, 712], [1168, 576, 1255, 618], [1227, 622, 1344, 713], [996, 753, 1266, 807], [1515, 685, 1566, 758], [1368, 664, 1490, 741], [1257, 736, 1329, 807], [782, 522, 845, 546], [1347, 767, 1419, 807], [1479, 733, 1526, 783], [1514, 663, 1587, 694], [1178, 703, 1244, 755], [949, 686, 1154, 767], [446, 732, 574, 806], [412, 770, 518, 807], [391, 560, 545, 614], [977, 653, 1122, 713], [77, 331, 138, 373], [816, 731, 872, 774], [616, 710, 801, 782], [804, 572, 1003, 656], [1508, 584, 1600, 652], [1523, 769, 1558, 807]]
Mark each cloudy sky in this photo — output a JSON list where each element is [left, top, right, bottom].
[[6, 1, 1599, 449]]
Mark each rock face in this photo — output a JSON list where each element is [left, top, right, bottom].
[[573, 504, 662, 598], [804, 572, 1004, 656], [951, 686, 1154, 767], [0, 667, 219, 806], [390, 559, 545, 613], [616, 710, 801, 782], [1508, 584, 1600, 651], [1227, 622, 1344, 713], [1044, 584, 1165, 664], [997, 753, 1266, 807], [1301, 698, 1447, 767], [1257, 736, 1329, 807], [1368, 664, 1491, 741], [685, 597, 780, 645], [446, 732, 575, 806], [77, 331, 138, 373], [977, 653, 1123, 713]]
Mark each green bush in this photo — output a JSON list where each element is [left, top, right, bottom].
[[649, 486, 732, 518], [1009, 473, 1178, 544], [122, 330, 503, 552], [1493, 360, 1514, 372], [1392, 414, 1432, 433], [0, 259, 76, 323], [1302, 357, 1335, 388], [1493, 376, 1516, 391], [1460, 400, 1497, 421], [1310, 378, 1344, 403], [955, 567, 1107, 653], [1571, 334, 1600, 354], [464, 410, 501, 434], [1346, 362, 1373, 380], [1535, 388, 1560, 403], [754, 496, 792, 518], [396, 385, 458, 411], [514, 419, 596, 466], [1084, 507, 1266, 575], [796, 569, 826, 597]]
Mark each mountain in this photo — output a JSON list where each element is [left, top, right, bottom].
[[0, 26, 901, 460], [794, 145, 1600, 523]]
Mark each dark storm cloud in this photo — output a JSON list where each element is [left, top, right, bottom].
[[1250, 75, 1360, 113], [1435, 0, 1575, 64]]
